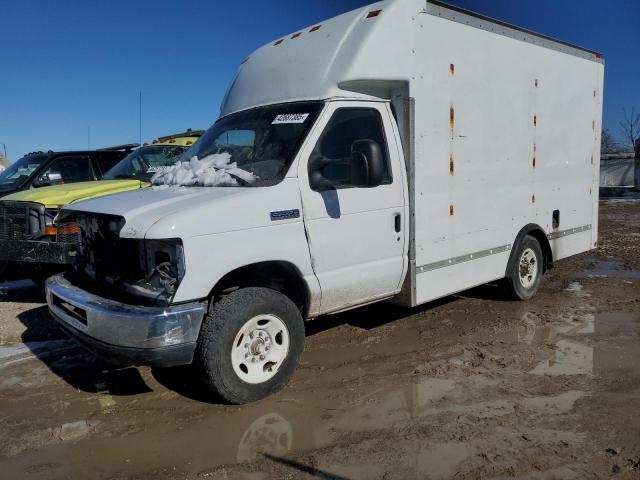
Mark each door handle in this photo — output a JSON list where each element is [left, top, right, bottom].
[[394, 213, 401, 233]]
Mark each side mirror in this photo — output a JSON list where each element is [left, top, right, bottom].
[[308, 139, 385, 191], [33, 171, 63, 188], [350, 139, 385, 188], [48, 172, 63, 185]]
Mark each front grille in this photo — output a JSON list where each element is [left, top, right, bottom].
[[55, 222, 81, 246], [0, 201, 45, 241]]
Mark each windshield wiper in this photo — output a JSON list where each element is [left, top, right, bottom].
[[110, 174, 139, 180]]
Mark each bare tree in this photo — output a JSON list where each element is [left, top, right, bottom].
[[620, 107, 640, 155], [620, 108, 640, 189], [601, 129, 620, 154]]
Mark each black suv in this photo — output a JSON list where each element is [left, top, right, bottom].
[[0, 144, 138, 198]]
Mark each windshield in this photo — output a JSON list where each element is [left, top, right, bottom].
[[0, 155, 48, 190], [152, 102, 323, 187], [103, 145, 188, 182]]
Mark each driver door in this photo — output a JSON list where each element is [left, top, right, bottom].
[[298, 101, 407, 314]]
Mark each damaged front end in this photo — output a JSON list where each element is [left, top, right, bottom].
[[0, 201, 80, 264], [62, 211, 186, 306]]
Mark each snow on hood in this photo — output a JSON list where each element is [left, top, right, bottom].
[[151, 153, 258, 187]]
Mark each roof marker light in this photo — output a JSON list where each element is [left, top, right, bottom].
[[366, 9, 382, 18], [291, 32, 302, 39], [186, 141, 193, 145], [273, 39, 284, 46], [309, 25, 321, 32]]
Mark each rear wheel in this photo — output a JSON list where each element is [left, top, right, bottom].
[[503, 235, 543, 300], [196, 287, 305, 404]]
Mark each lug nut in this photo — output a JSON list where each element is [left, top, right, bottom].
[[265, 346, 270, 351], [244, 343, 249, 348], [260, 355, 265, 360], [249, 332, 254, 339]]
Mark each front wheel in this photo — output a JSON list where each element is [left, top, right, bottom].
[[196, 287, 305, 404], [503, 235, 544, 300]]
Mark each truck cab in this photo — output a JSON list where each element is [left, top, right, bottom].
[[0, 146, 135, 198]]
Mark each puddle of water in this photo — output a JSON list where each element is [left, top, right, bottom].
[[522, 390, 586, 414], [577, 260, 640, 279], [530, 312, 639, 377], [565, 281, 591, 298], [531, 338, 594, 376]]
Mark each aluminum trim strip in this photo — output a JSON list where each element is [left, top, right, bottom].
[[425, 1, 603, 64], [417, 244, 511, 274], [547, 224, 592, 240]]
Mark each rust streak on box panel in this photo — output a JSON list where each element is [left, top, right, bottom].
[[449, 105, 455, 139], [449, 153, 454, 175], [533, 115, 537, 127], [531, 194, 536, 203], [449, 205, 455, 216], [450, 63, 455, 75]]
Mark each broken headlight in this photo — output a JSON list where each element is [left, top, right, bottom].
[[122, 238, 185, 302]]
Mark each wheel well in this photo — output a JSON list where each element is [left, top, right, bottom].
[[507, 224, 553, 275], [210, 261, 310, 317]]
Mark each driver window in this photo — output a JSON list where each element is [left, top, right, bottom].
[[311, 108, 391, 188], [39, 156, 93, 185]]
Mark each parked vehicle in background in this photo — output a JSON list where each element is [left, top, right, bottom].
[[46, 0, 603, 404], [0, 145, 137, 199], [0, 130, 203, 282]]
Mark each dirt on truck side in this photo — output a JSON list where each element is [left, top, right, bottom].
[[0, 198, 639, 480]]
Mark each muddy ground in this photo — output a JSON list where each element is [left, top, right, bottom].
[[1, 199, 639, 480]]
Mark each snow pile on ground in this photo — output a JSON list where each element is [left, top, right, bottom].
[[151, 153, 257, 187]]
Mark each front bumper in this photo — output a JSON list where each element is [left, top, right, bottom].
[[0, 239, 75, 264], [45, 274, 206, 367]]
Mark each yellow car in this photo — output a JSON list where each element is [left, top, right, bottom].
[[0, 130, 203, 281]]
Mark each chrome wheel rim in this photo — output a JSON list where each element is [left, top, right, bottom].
[[518, 248, 538, 289], [231, 314, 290, 384]]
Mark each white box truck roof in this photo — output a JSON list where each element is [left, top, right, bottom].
[[221, 0, 603, 116]]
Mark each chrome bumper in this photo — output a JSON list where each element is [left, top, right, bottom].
[[45, 274, 206, 366]]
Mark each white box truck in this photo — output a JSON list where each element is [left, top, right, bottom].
[[46, 0, 604, 403]]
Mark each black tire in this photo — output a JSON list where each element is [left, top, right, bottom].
[[196, 287, 305, 404], [503, 235, 544, 300]]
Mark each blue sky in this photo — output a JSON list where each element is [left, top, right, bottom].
[[1, 0, 638, 160]]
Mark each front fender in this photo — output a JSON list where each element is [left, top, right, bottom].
[[173, 221, 320, 314]]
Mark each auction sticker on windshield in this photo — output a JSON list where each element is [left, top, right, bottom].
[[272, 113, 309, 124]]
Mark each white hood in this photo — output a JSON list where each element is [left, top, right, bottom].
[[65, 180, 302, 239]]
